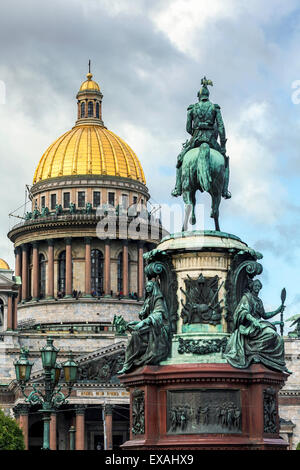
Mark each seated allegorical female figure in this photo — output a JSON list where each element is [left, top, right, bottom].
[[118, 280, 170, 374], [224, 278, 289, 373]]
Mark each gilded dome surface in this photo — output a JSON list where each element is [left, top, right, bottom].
[[0, 259, 10, 270], [79, 72, 100, 92], [33, 125, 146, 184], [33, 72, 146, 185]]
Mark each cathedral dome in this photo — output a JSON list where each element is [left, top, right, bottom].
[[0, 259, 10, 270], [33, 125, 146, 184], [32, 71, 146, 185]]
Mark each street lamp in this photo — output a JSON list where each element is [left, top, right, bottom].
[[14, 336, 78, 450]]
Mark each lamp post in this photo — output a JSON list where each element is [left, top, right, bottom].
[[14, 336, 78, 450]]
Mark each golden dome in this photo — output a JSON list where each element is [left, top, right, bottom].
[[79, 72, 100, 92], [0, 259, 10, 270], [33, 124, 146, 184]]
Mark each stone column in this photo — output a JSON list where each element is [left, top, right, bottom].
[[104, 239, 111, 296], [84, 237, 92, 297], [138, 241, 145, 299], [65, 238, 72, 298], [50, 412, 57, 450], [15, 404, 29, 450], [32, 241, 39, 301], [103, 404, 113, 450], [13, 294, 18, 330], [14, 247, 21, 304], [47, 239, 54, 299], [21, 244, 28, 302], [122, 240, 129, 297], [6, 293, 13, 331], [75, 406, 86, 450]]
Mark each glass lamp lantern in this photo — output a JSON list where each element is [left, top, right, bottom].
[[51, 363, 62, 386], [40, 337, 59, 369], [63, 354, 78, 384], [14, 349, 33, 383]]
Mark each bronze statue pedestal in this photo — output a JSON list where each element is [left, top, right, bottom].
[[120, 363, 289, 450]]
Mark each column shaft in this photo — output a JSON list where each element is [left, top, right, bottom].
[[19, 412, 29, 450], [13, 295, 18, 330], [104, 240, 111, 295], [84, 238, 92, 296], [103, 405, 113, 450], [138, 242, 144, 299], [47, 240, 54, 299], [6, 294, 13, 330], [65, 238, 72, 297], [21, 245, 28, 302], [75, 410, 85, 450], [50, 413, 57, 450], [14, 248, 21, 303], [32, 242, 39, 301], [122, 241, 129, 297]]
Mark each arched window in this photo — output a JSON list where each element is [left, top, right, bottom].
[[58, 251, 66, 296], [91, 249, 104, 295], [117, 252, 131, 294], [80, 102, 85, 118], [88, 101, 93, 117], [39, 254, 46, 299], [96, 102, 100, 118]]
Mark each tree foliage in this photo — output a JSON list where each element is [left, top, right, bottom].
[[0, 408, 25, 450]]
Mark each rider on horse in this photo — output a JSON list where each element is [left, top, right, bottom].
[[171, 77, 231, 200]]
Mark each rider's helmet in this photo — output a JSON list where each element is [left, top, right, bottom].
[[197, 85, 210, 101]]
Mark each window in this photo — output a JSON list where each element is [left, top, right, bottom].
[[39, 254, 46, 299], [0, 299, 3, 328], [88, 101, 93, 117], [41, 196, 45, 208], [133, 196, 138, 205], [78, 191, 85, 208], [96, 102, 100, 118], [108, 192, 115, 207], [121, 194, 129, 209], [91, 249, 104, 295], [81, 102, 85, 118], [93, 191, 101, 208], [63, 192, 70, 209], [50, 194, 56, 210], [58, 251, 66, 295]]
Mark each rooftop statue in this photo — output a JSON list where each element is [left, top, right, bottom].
[[172, 77, 231, 232], [224, 279, 289, 373]]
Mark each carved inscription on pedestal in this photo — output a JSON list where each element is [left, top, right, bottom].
[[167, 389, 242, 434]]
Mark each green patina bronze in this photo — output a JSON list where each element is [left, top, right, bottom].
[[171, 77, 231, 232], [117, 280, 170, 374], [224, 279, 289, 373]]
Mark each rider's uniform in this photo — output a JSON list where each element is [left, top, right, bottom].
[[172, 97, 229, 198]]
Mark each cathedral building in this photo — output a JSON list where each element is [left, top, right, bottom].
[[0, 70, 165, 450]]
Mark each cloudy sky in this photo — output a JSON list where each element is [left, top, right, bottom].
[[1, 0, 300, 330]]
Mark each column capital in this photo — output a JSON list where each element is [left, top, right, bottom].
[[47, 238, 54, 247], [122, 239, 129, 247], [138, 240, 145, 249], [14, 246, 21, 255], [14, 403, 30, 416], [64, 237, 72, 245], [84, 237, 92, 244], [21, 243, 29, 252], [31, 241, 39, 249], [103, 404, 113, 416], [75, 405, 87, 415], [104, 238, 111, 246]]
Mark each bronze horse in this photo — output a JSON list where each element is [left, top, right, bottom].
[[181, 143, 226, 232]]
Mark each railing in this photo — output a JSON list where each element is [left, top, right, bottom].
[[17, 322, 117, 334]]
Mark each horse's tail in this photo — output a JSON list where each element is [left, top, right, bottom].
[[197, 143, 212, 192]]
